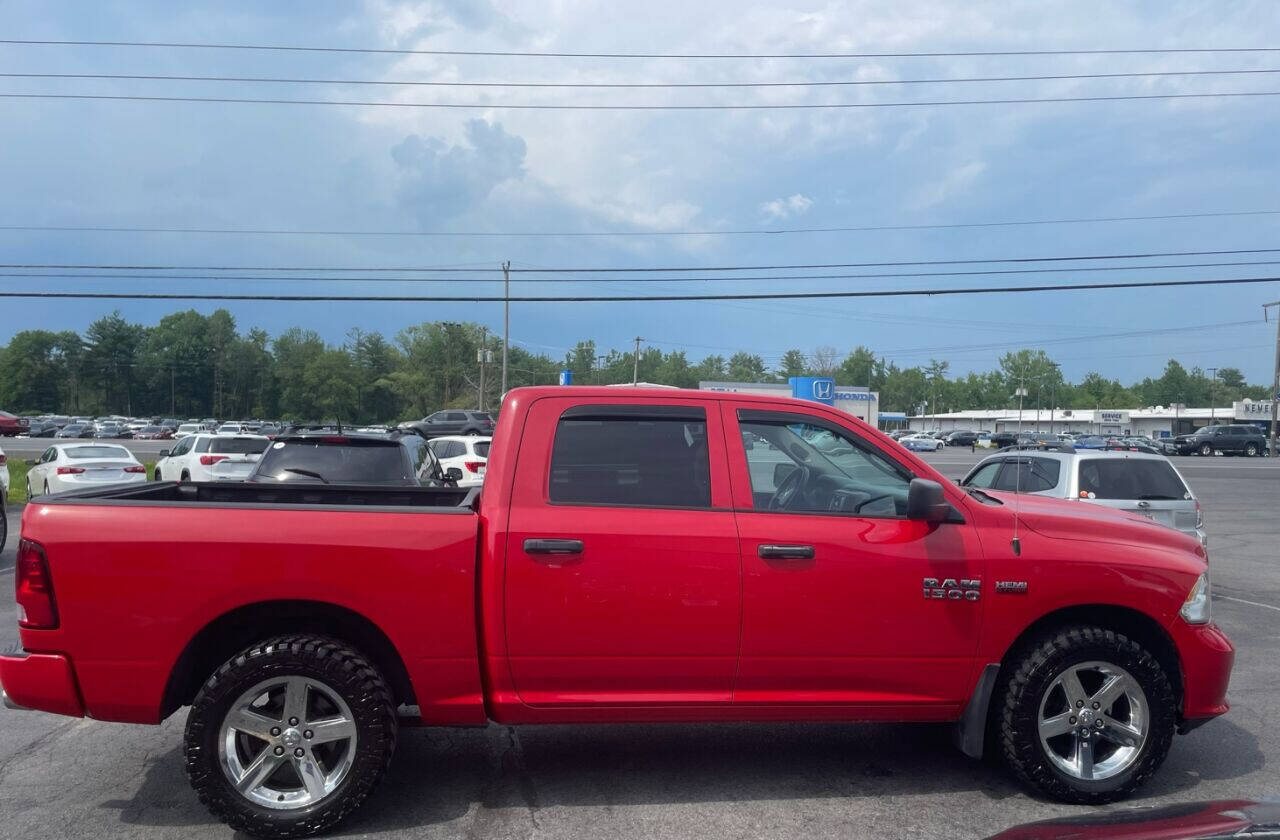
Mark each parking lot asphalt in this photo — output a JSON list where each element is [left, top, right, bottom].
[[0, 449, 1277, 839]]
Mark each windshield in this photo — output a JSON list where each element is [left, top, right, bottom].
[[209, 437, 270, 455], [252, 440, 412, 484], [65, 446, 131, 460]]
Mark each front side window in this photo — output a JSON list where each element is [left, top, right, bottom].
[[549, 408, 710, 508], [964, 461, 1002, 489], [738, 413, 912, 517], [446, 412, 468, 422]]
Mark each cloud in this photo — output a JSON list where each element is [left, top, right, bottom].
[[391, 119, 527, 221], [759, 194, 814, 221], [909, 161, 987, 210]]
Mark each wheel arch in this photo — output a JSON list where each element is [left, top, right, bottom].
[[959, 603, 1184, 759], [161, 599, 416, 720], [1000, 603, 1183, 710]]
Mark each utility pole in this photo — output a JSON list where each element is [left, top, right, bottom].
[[1014, 386, 1028, 434], [478, 326, 488, 411], [1266, 302, 1280, 458], [632, 336, 644, 385], [170, 364, 176, 415], [501, 261, 510, 399], [1208, 367, 1218, 424]]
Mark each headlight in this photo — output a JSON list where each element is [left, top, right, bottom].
[[1180, 573, 1211, 624]]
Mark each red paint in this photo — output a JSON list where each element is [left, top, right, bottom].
[[2, 386, 1231, 743]]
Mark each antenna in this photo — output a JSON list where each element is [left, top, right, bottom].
[[1011, 385, 1029, 556]]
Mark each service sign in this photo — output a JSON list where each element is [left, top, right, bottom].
[[1098, 410, 1129, 423]]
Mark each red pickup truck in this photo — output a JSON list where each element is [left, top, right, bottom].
[[2, 387, 1232, 838]]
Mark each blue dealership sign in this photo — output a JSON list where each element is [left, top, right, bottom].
[[559, 369, 573, 386], [789, 376, 835, 405]]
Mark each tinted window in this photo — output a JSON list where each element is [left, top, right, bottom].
[[446, 412, 468, 422], [992, 457, 1060, 492], [473, 441, 491, 458], [1078, 459, 1190, 500], [254, 440, 412, 484], [209, 437, 270, 455], [549, 411, 709, 508], [1228, 427, 1248, 436], [964, 461, 1002, 489]]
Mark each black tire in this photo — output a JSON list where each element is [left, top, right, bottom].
[[998, 626, 1175, 804], [184, 635, 398, 839], [154, 468, 163, 482], [0, 501, 7, 552], [461, 427, 480, 436], [1199, 443, 1213, 456], [180, 470, 191, 482], [1245, 443, 1259, 457]]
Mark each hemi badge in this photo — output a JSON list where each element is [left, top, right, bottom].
[[996, 581, 1029, 594]]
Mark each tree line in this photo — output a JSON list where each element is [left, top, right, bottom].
[[0, 310, 1270, 423]]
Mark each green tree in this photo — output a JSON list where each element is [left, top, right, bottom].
[[727, 352, 768, 382]]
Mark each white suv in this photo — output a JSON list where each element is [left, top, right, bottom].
[[960, 447, 1206, 546], [427, 435, 491, 488], [154, 433, 270, 482]]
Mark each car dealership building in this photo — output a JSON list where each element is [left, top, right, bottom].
[[699, 377, 880, 426], [906, 400, 1277, 438]]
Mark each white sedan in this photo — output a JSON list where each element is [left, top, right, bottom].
[[25, 443, 147, 497], [154, 433, 270, 482], [899, 433, 943, 452], [427, 435, 491, 488]]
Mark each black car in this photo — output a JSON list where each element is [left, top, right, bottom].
[[406, 410, 496, 439], [1171, 424, 1268, 457], [246, 431, 459, 486], [945, 430, 978, 446], [989, 431, 1019, 448], [25, 419, 59, 437], [56, 423, 95, 439]]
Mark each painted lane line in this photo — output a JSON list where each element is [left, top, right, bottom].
[[1216, 594, 1280, 613]]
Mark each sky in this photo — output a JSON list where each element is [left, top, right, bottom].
[[2, 0, 1280, 385]]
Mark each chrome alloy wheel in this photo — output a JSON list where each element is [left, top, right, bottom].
[[217, 676, 358, 809], [1038, 660, 1148, 781]]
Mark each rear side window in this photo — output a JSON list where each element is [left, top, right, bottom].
[[992, 457, 1060, 492], [473, 441, 491, 458], [549, 409, 710, 508], [1078, 459, 1190, 500], [210, 437, 270, 455]]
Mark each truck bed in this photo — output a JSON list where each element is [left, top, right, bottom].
[[17, 481, 486, 725], [38, 480, 476, 510]]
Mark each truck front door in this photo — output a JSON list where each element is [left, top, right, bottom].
[[503, 397, 740, 706], [726, 406, 985, 714]]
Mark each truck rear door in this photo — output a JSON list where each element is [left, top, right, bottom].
[[724, 404, 985, 711], [503, 397, 740, 706]]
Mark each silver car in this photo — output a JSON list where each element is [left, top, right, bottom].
[[959, 448, 1206, 546]]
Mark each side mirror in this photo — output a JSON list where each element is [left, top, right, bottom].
[[906, 478, 953, 523], [158, 449, 170, 458], [444, 467, 464, 481], [773, 461, 797, 488]]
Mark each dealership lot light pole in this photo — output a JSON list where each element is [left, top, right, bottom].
[[1266, 301, 1280, 457]]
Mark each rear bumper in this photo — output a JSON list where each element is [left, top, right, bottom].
[[0, 651, 85, 717], [1172, 621, 1234, 724]]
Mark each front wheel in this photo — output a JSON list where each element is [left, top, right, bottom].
[[1199, 443, 1213, 456], [184, 635, 398, 838], [998, 626, 1175, 803]]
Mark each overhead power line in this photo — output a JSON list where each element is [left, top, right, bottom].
[[6, 67, 1279, 89], [3, 209, 1278, 238], [7, 258, 1280, 284], [7, 246, 1280, 273], [4, 89, 1278, 110], [3, 39, 1279, 59], [2, 274, 1278, 302]]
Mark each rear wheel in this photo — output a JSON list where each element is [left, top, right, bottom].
[[0, 502, 7, 551], [185, 635, 397, 839], [1199, 443, 1213, 456], [180, 470, 191, 482], [999, 626, 1175, 803], [1245, 443, 1259, 457]]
